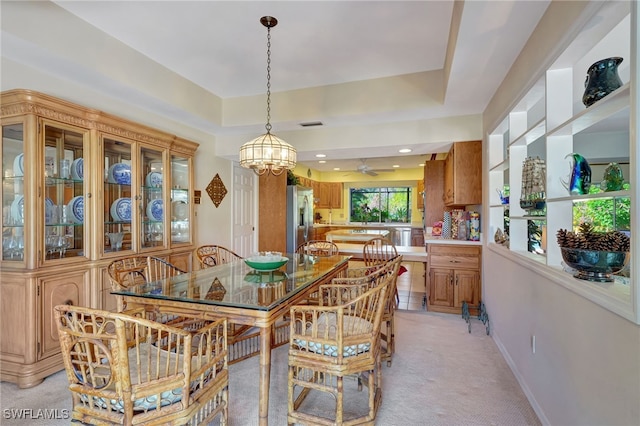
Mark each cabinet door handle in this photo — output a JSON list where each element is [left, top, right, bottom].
[[455, 276, 458, 285], [450, 260, 460, 263]]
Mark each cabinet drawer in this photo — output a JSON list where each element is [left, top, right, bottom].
[[430, 254, 479, 269], [428, 244, 481, 257]]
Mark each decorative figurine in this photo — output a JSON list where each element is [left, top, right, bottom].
[[582, 57, 623, 107], [600, 162, 625, 192], [562, 153, 591, 195]]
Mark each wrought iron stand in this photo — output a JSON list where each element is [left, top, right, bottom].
[[461, 301, 490, 335]]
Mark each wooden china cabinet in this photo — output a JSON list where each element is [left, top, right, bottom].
[[0, 89, 198, 388]]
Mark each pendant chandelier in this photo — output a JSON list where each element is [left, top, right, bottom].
[[239, 16, 296, 176]]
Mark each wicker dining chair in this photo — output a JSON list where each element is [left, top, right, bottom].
[[54, 304, 228, 426], [195, 245, 243, 269], [107, 255, 186, 312], [339, 255, 402, 367], [287, 276, 391, 425], [363, 237, 401, 302], [295, 240, 339, 257]]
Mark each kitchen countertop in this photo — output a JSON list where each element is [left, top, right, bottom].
[[334, 243, 427, 262], [326, 229, 390, 242], [424, 235, 483, 246]]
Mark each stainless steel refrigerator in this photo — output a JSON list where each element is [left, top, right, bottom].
[[286, 185, 313, 253]]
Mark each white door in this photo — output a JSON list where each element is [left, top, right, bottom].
[[232, 164, 256, 257]]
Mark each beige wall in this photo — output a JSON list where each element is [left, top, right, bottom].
[[482, 1, 640, 425]]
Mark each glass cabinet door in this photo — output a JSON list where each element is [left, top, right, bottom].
[[140, 146, 164, 250], [103, 137, 133, 254], [42, 121, 89, 263], [170, 155, 190, 245], [2, 121, 25, 263]]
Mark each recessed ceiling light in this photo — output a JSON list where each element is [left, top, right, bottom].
[[399, 148, 412, 153], [333, 167, 340, 171], [319, 160, 326, 164], [393, 165, 400, 168], [418, 163, 425, 167], [315, 154, 326, 158]]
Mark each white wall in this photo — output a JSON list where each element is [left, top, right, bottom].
[[482, 1, 640, 424]]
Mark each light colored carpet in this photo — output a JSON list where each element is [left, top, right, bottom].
[[0, 310, 540, 425]]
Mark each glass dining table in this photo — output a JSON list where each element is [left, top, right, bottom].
[[112, 253, 350, 426]]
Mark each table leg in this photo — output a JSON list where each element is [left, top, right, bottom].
[[259, 325, 273, 426]]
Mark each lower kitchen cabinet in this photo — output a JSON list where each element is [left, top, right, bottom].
[[427, 244, 481, 314]]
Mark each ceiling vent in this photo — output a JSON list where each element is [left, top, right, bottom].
[[300, 121, 323, 127]]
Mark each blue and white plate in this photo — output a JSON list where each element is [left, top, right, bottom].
[[45, 197, 54, 224], [13, 154, 24, 177], [110, 198, 132, 222], [146, 199, 163, 221], [107, 163, 131, 185], [67, 196, 84, 224], [71, 158, 84, 181], [10, 195, 24, 223], [146, 171, 163, 187]]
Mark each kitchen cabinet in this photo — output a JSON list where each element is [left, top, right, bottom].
[[427, 244, 481, 314], [423, 160, 447, 227], [443, 140, 482, 206], [306, 180, 343, 209], [487, 1, 637, 323], [417, 178, 425, 211], [411, 227, 424, 247], [0, 89, 198, 387]]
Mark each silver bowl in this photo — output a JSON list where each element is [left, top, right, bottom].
[[560, 247, 629, 282]]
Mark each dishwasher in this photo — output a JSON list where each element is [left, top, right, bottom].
[[394, 227, 412, 246]]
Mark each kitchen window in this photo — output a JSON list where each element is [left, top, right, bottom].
[[350, 187, 412, 223]]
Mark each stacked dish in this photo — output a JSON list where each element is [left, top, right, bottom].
[[146, 199, 163, 221], [106, 163, 131, 185], [146, 171, 162, 187], [110, 198, 132, 222], [67, 196, 84, 224], [13, 154, 24, 177], [71, 158, 84, 181]]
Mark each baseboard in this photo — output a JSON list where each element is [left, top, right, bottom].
[[491, 328, 551, 426]]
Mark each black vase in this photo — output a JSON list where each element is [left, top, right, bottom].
[[582, 57, 623, 107]]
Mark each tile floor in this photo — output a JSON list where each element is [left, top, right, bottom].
[[349, 260, 427, 311]]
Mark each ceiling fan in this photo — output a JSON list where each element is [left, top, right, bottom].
[[353, 159, 396, 176]]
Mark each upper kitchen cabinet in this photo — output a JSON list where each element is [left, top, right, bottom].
[[315, 181, 343, 209], [487, 1, 638, 323], [443, 141, 482, 206], [0, 89, 198, 388]]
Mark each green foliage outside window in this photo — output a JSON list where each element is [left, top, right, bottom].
[[572, 184, 630, 232], [350, 187, 412, 223]]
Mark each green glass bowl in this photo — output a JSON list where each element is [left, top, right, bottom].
[[244, 257, 288, 272]]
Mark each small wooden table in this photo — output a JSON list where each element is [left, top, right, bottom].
[[112, 254, 350, 426]]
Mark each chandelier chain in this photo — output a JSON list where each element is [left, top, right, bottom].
[[265, 25, 272, 133]]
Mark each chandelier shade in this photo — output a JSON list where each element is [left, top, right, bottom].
[[239, 132, 297, 176], [239, 15, 296, 176]]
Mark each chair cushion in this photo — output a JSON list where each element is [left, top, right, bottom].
[[82, 343, 209, 412], [293, 313, 373, 357]]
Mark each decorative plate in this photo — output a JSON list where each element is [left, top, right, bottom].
[[71, 158, 84, 181], [171, 200, 188, 221], [67, 196, 84, 224], [107, 163, 131, 185], [110, 198, 132, 222], [146, 199, 163, 221], [244, 257, 289, 272], [45, 197, 54, 224], [13, 153, 24, 177], [146, 171, 163, 187], [10, 195, 24, 223]]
